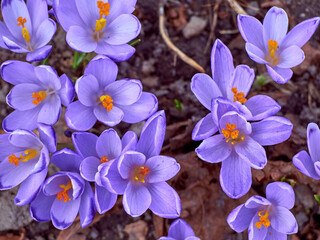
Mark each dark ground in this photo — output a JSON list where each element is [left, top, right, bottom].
[[1, 0, 320, 239]]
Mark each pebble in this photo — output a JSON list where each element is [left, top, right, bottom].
[[182, 16, 207, 39], [295, 184, 315, 209]]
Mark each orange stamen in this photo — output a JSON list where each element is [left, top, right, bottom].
[[99, 95, 113, 111], [133, 167, 150, 183], [32, 91, 47, 105], [222, 123, 245, 145], [255, 210, 271, 229], [231, 87, 247, 104], [267, 40, 280, 66], [100, 155, 109, 164], [95, 1, 110, 32], [57, 181, 72, 202], [8, 149, 39, 166], [17, 17, 30, 42]]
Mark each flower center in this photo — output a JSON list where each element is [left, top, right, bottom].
[[57, 181, 72, 202], [222, 123, 245, 145], [133, 166, 150, 183], [231, 87, 247, 104], [95, 1, 110, 32], [100, 155, 109, 164], [255, 210, 271, 229], [266, 40, 280, 66], [32, 91, 47, 105], [17, 17, 31, 43], [99, 95, 113, 111], [8, 149, 39, 166]]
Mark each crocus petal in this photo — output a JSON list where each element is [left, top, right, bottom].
[[118, 151, 146, 179], [38, 123, 56, 153], [121, 131, 138, 152], [72, 131, 98, 158], [245, 42, 269, 64], [266, 182, 295, 209], [79, 182, 95, 228], [314, 162, 320, 177], [250, 116, 293, 146], [80, 157, 100, 182], [1, 60, 37, 85], [51, 148, 82, 172], [0, 134, 24, 160], [33, 19, 56, 48], [136, 111, 166, 159], [196, 134, 232, 163], [248, 214, 268, 240], [307, 123, 320, 162], [192, 113, 218, 141], [37, 95, 61, 125], [105, 79, 142, 106], [227, 204, 257, 232], [237, 14, 265, 51], [58, 74, 75, 107], [29, 190, 55, 222], [96, 129, 121, 159], [220, 153, 252, 199], [281, 17, 320, 49], [266, 65, 293, 84], [120, 92, 158, 124], [35, 65, 61, 90], [75, 74, 100, 107], [245, 95, 281, 121], [148, 181, 181, 218], [3, 36, 27, 53], [3, 108, 40, 132], [235, 136, 267, 169], [65, 101, 96, 131], [95, 43, 136, 62], [8, 129, 42, 148], [145, 156, 180, 183], [211, 39, 234, 96], [263, 7, 288, 44], [277, 45, 305, 68], [94, 105, 124, 127], [190, 73, 222, 110], [293, 151, 320, 179], [168, 219, 196, 239], [270, 206, 298, 234], [105, 14, 141, 45], [229, 65, 255, 98], [27, 0, 48, 30], [264, 227, 287, 240], [123, 182, 151, 217], [219, 111, 252, 135], [94, 183, 117, 214], [108, 0, 137, 23], [51, 197, 81, 230], [75, 0, 99, 30], [0, 21, 12, 49], [26, 45, 52, 62], [84, 55, 118, 87], [245, 196, 272, 209], [66, 25, 97, 52]]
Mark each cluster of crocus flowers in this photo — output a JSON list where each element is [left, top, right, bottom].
[[159, 219, 200, 240]]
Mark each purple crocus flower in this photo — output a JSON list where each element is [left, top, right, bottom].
[[1, 60, 75, 132], [196, 111, 292, 199], [100, 111, 181, 218], [227, 182, 298, 239], [65, 55, 158, 131], [30, 147, 95, 230], [238, 7, 320, 84], [159, 219, 200, 240], [293, 123, 320, 179], [0, 124, 55, 206], [0, 0, 56, 62], [53, 0, 140, 62], [191, 39, 281, 141]]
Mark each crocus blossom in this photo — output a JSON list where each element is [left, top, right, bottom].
[[191, 39, 281, 141], [196, 111, 293, 199], [159, 219, 200, 240], [0, 126, 55, 206], [53, 0, 141, 62], [100, 111, 181, 218], [30, 147, 95, 230], [0, 0, 56, 62], [238, 7, 320, 84], [228, 182, 298, 240], [1, 60, 75, 132], [65, 55, 158, 131], [293, 122, 320, 179]]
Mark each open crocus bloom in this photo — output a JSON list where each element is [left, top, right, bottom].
[[238, 7, 320, 84], [228, 182, 298, 240], [0, 0, 56, 62], [100, 111, 181, 218], [196, 111, 292, 199], [293, 123, 320, 180], [0, 127, 55, 206], [2, 60, 75, 132], [65, 55, 158, 131], [159, 219, 200, 240], [191, 39, 281, 141], [53, 0, 141, 62]]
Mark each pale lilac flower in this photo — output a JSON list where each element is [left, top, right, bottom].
[[293, 123, 320, 179], [100, 111, 181, 218], [2, 60, 75, 132], [228, 182, 298, 240], [159, 219, 200, 240], [191, 39, 281, 141], [53, 0, 140, 62], [0, 0, 56, 62], [65, 55, 158, 131], [238, 7, 320, 83]]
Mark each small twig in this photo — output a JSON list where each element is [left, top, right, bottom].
[[158, 1, 205, 73], [219, 29, 239, 34], [204, 0, 221, 54], [227, 0, 248, 15]]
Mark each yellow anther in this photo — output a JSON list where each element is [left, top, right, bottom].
[[255, 210, 271, 229], [8, 149, 39, 166], [267, 40, 280, 66], [32, 91, 47, 105], [231, 87, 247, 104], [222, 123, 245, 145], [133, 166, 150, 183], [17, 17, 31, 42], [100, 95, 114, 111], [100, 155, 109, 164], [57, 181, 72, 202], [95, 18, 107, 32], [95, 1, 110, 32]]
